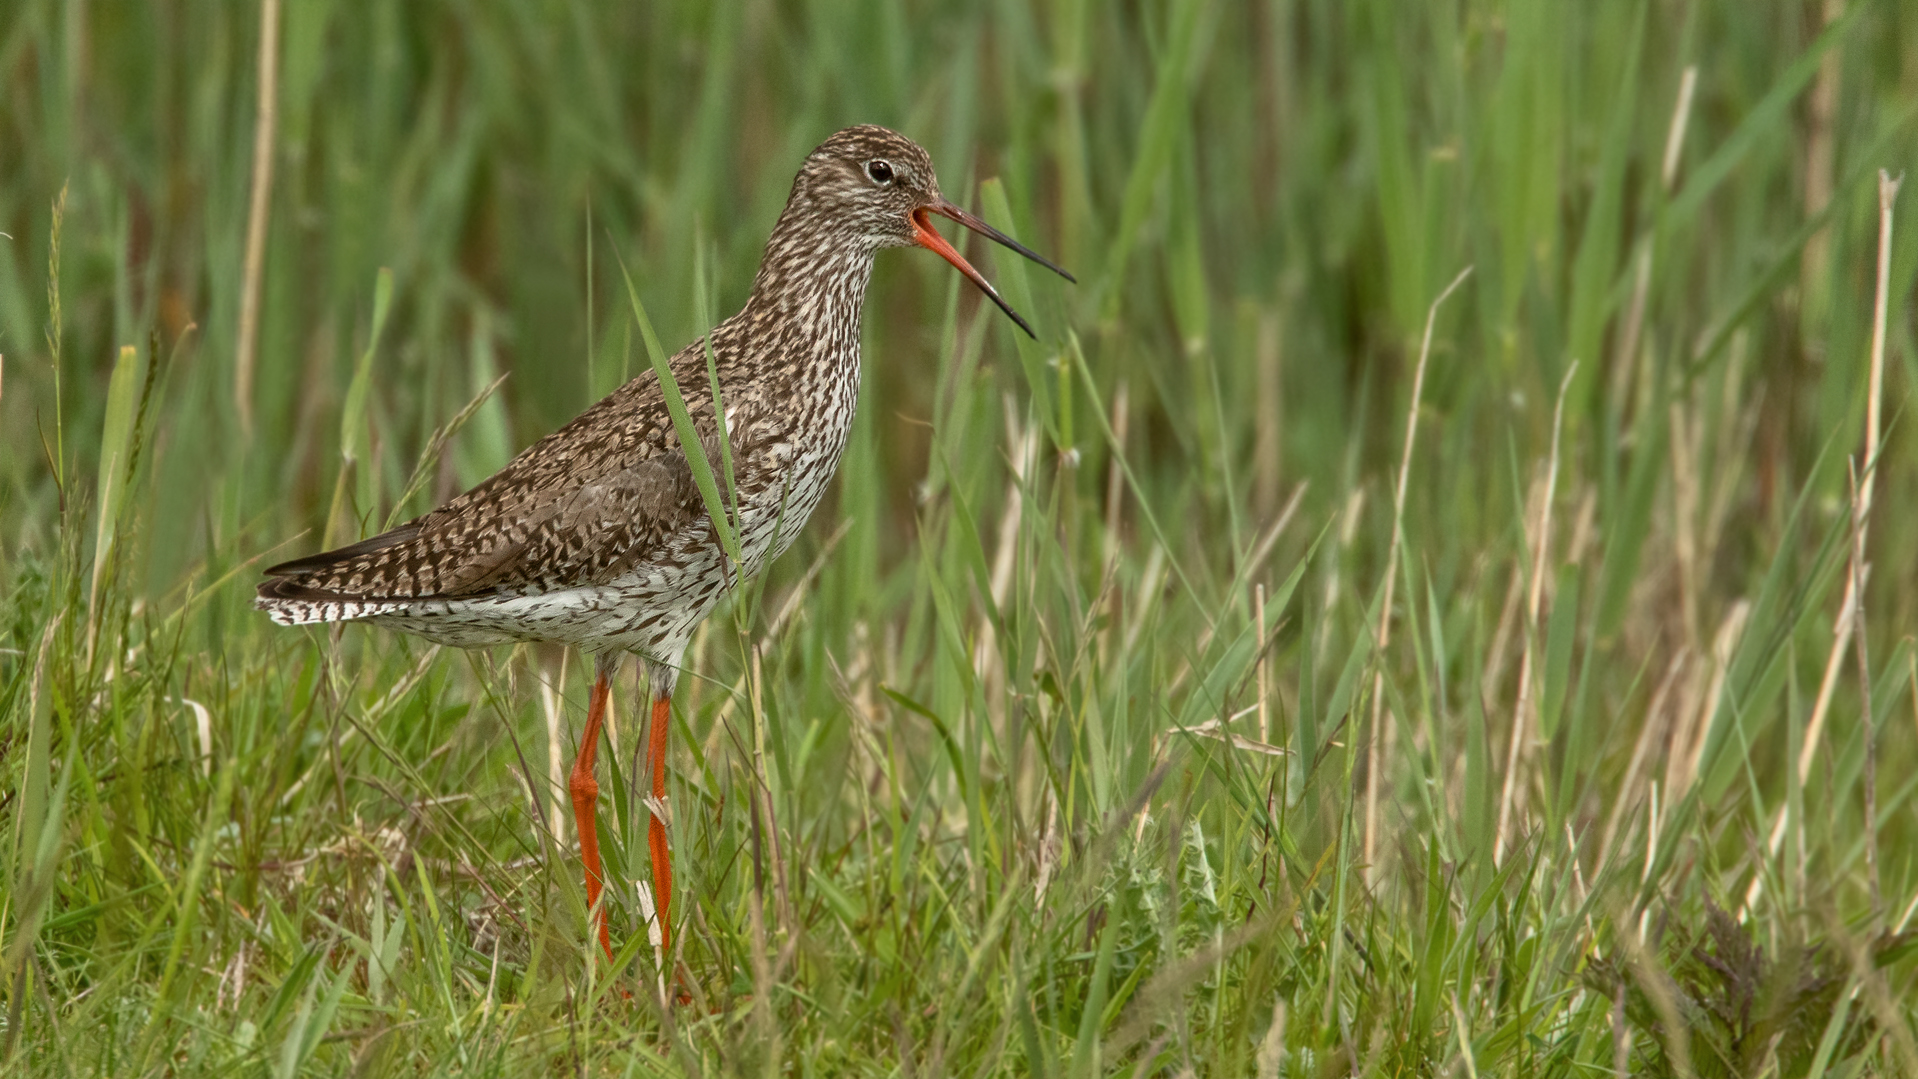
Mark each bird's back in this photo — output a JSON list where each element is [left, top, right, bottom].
[[257, 304, 860, 654]]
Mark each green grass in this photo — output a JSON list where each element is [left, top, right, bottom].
[[4, 0, 1918, 1074]]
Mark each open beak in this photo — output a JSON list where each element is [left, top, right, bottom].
[[911, 200, 1075, 339]]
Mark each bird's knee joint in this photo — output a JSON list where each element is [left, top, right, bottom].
[[569, 770, 599, 805]]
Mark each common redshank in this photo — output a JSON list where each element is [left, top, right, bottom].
[[257, 126, 1071, 966]]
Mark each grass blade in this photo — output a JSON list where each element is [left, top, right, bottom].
[[616, 254, 741, 568]]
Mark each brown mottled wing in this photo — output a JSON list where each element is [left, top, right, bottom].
[[429, 448, 711, 594], [260, 351, 735, 604]]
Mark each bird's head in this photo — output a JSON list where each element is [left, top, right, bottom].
[[793, 125, 1074, 337]]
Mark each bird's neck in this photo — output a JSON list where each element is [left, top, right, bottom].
[[742, 204, 878, 357]]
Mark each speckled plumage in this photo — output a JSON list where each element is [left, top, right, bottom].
[[258, 126, 954, 679], [257, 125, 1070, 966]]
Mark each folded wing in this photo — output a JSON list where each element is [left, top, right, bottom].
[[259, 365, 732, 609]]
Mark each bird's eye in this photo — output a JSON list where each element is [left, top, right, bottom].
[[865, 159, 895, 185]]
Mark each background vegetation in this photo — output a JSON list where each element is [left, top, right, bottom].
[[4, 0, 1917, 1074]]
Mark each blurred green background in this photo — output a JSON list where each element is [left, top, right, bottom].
[[4, 0, 1918, 1074], [4, 0, 1904, 595]]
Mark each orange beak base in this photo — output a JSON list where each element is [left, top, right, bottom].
[[911, 202, 1074, 339]]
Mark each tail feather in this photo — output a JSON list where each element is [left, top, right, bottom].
[[256, 570, 412, 625], [262, 524, 421, 578], [257, 596, 413, 625]]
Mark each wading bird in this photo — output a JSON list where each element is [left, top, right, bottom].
[[257, 126, 1071, 966]]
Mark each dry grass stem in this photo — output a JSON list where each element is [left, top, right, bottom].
[[233, 0, 281, 439], [1848, 463, 1878, 915], [1256, 583, 1269, 743], [976, 399, 1035, 695], [1613, 65, 1699, 409], [1598, 649, 1687, 867], [1363, 265, 1470, 877], [1748, 170, 1903, 923], [1799, 0, 1845, 319], [540, 650, 570, 847], [1797, 170, 1901, 784], [1167, 484, 1304, 696], [1495, 360, 1576, 865], [1254, 309, 1284, 520], [1102, 378, 1130, 574]]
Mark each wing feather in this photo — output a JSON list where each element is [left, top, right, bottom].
[[258, 331, 748, 607]]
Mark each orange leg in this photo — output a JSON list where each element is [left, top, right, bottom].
[[646, 692, 674, 955], [568, 666, 616, 962]]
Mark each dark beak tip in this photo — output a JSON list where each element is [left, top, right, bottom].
[[922, 199, 1069, 337], [934, 200, 1076, 285]]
